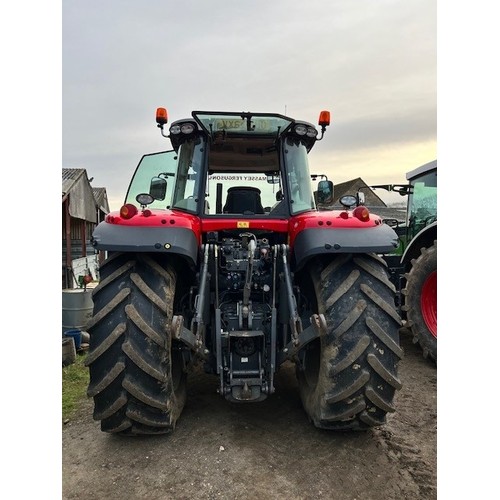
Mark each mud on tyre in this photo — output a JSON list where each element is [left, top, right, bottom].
[[297, 253, 403, 430], [85, 252, 187, 435]]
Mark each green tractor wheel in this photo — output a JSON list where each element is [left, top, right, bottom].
[[403, 240, 437, 362]]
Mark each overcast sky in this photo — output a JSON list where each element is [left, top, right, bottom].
[[63, 0, 436, 211]]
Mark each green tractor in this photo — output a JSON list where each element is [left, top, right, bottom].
[[372, 160, 437, 362]]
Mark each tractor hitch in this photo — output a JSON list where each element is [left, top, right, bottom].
[[279, 313, 327, 363]]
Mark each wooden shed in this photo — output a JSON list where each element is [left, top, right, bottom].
[[62, 169, 109, 289]]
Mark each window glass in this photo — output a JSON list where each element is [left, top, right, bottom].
[[205, 172, 283, 214], [284, 140, 316, 214], [407, 170, 437, 237], [124, 138, 203, 213], [193, 112, 292, 137]]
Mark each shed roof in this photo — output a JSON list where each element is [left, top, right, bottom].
[[92, 187, 110, 214], [333, 178, 387, 207], [62, 168, 97, 222]]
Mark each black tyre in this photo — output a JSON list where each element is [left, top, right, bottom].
[[297, 253, 403, 430], [85, 253, 187, 435], [403, 241, 437, 362]]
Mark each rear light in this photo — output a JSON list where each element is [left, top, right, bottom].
[[318, 110, 330, 127], [294, 124, 307, 135], [339, 195, 357, 208], [353, 206, 370, 222], [170, 122, 196, 135], [306, 126, 318, 137], [181, 123, 195, 134], [156, 107, 168, 125], [294, 124, 318, 138], [136, 193, 154, 206], [120, 203, 138, 219]]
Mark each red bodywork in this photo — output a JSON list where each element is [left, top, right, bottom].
[[105, 207, 383, 248]]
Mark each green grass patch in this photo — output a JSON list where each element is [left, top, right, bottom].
[[62, 353, 90, 421]]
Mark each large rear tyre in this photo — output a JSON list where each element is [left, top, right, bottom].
[[297, 253, 403, 430], [85, 253, 187, 435], [403, 241, 437, 362]]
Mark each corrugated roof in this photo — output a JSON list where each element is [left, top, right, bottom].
[[62, 168, 97, 222], [62, 168, 86, 199], [92, 187, 110, 214], [333, 178, 387, 207]]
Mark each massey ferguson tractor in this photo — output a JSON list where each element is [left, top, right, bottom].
[[86, 108, 403, 435], [371, 160, 437, 362]]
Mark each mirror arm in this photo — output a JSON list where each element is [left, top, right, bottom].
[[370, 184, 412, 196]]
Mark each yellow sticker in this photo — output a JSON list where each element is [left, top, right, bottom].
[[237, 221, 249, 228]]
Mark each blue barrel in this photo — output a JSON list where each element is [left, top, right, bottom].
[[64, 329, 82, 351]]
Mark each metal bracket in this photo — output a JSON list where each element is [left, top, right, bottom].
[[279, 244, 302, 346], [278, 313, 327, 363], [190, 244, 211, 341], [172, 315, 209, 360]]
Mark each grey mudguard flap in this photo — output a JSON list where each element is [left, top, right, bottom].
[[92, 223, 199, 265], [293, 224, 399, 270]]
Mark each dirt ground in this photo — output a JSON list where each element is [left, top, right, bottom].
[[62, 328, 437, 500]]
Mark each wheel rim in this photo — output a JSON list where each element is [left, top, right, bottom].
[[420, 270, 437, 338]]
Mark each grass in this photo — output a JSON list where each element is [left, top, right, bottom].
[[62, 352, 90, 421]]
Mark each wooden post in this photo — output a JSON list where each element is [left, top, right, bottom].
[[65, 198, 72, 287], [82, 219, 87, 258]]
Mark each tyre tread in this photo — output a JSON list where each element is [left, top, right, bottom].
[[86, 253, 186, 435], [297, 254, 402, 431]]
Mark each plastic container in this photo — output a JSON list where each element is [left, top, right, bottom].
[[62, 289, 94, 335], [64, 329, 82, 351]]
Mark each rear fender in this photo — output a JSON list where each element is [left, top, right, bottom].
[[401, 222, 437, 269], [292, 224, 399, 270], [91, 221, 199, 267]]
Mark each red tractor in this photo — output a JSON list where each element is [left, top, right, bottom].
[[86, 108, 403, 435]]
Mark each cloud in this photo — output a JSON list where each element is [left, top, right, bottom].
[[62, 0, 436, 211]]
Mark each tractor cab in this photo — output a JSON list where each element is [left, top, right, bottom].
[[124, 110, 331, 220]]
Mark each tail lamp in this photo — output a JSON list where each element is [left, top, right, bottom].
[[120, 203, 138, 219], [353, 206, 370, 222]]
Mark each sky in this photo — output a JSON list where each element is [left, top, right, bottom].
[[62, 0, 437, 211]]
